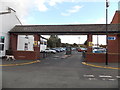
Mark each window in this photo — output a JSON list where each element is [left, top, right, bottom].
[[17, 35, 34, 51], [0, 44, 4, 51]]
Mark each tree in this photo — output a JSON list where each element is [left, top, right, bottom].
[[84, 40, 88, 46], [47, 35, 61, 48], [73, 43, 78, 47], [56, 38, 61, 47], [61, 43, 66, 47]]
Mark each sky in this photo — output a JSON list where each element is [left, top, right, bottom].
[[0, 0, 119, 45]]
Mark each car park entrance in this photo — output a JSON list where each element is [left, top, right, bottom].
[[9, 24, 119, 63]]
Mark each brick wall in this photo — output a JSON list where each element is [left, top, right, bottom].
[[10, 33, 17, 51], [111, 11, 120, 24], [13, 51, 39, 60], [86, 34, 120, 63], [10, 34, 41, 60], [108, 34, 119, 62], [86, 53, 106, 63]]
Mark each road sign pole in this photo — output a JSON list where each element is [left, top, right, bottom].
[[105, 0, 109, 65]]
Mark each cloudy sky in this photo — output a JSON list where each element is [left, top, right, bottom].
[[0, 0, 119, 44]]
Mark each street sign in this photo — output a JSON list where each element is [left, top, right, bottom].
[[108, 37, 116, 40], [88, 42, 93, 47], [34, 41, 38, 46]]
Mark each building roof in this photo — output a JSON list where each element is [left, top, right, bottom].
[[111, 10, 120, 24], [9, 24, 119, 35], [0, 7, 16, 15]]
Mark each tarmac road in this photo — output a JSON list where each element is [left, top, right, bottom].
[[2, 51, 119, 88]]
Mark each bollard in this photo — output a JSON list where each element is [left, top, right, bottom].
[[82, 51, 86, 62]]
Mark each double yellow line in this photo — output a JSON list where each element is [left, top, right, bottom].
[[82, 62, 120, 70], [0, 60, 41, 66]]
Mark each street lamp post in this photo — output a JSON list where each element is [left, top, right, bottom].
[[78, 37, 80, 47], [97, 35, 99, 47], [105, 0, 109, 65]]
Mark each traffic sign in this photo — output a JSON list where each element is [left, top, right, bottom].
[[108, 37, 116, 40]]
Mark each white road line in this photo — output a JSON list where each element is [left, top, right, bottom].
[[116, 76, 120, 78], [83, 75, 94, 78], [53, 56, 59, 58], [108, 79, 116, 81], [99, 75, 112, 78], [88, 78, 97, 80]]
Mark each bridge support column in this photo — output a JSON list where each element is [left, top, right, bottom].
[[107, 34, 120, 62], [87, 34, 92, 53], [10, 33, 17, 51], [34, 34, 40, 60], [85, 34, 93, 62], [86, 34, 106, 63]]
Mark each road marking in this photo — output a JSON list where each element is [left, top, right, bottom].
[[0, 60, 41, 66], [108, 79, 116, 81], [53, 56, 59, 58], [61, 55, 68, 59], [82, 62, 120, 70], [88, 78, 97, 80], [99, 75, 112, 78], [83, 74, 118, 81], [83, 75, 94, 78], [116, 76, 120, 78]]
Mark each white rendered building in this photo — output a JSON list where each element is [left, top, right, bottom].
[[0, 4, 21, 57]]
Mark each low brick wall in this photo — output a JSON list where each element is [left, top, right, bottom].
[[13, 51, 40, 60], [86, 53, 119, 63], [108, 53, 119, 62], [86, 53, 106, 63]]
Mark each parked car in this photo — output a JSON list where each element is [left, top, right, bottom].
[[77, 47, 87, 52], [62, 47, 66, 51], [51, 48, 61, 52], [59, 47, 66, 52], [92, 47, 106, 53], [71, 48, 76, 51], [43, 48, 56, 54]]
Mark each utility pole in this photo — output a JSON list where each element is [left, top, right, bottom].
[[97, 35, 99, 47], [78, 37, 80, 47], [105, 0, 109, 65]]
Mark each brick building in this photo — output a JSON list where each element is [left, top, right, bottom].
[[111, 10, 120, 24], [86, 10, 120, 63], [9, 10, 119, 62]]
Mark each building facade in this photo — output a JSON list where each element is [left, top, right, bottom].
[[0, 5, 21, 57], [9, 10, 119, 62], [86, 10, 120, 63]]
